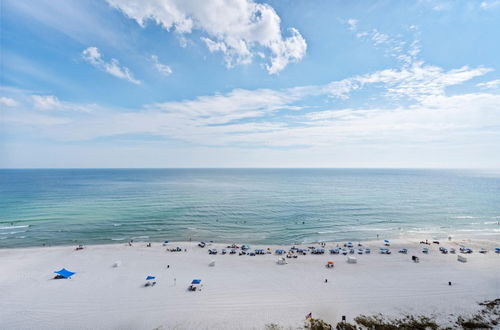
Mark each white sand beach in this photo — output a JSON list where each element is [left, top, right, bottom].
[[0, 238, 499, 330]]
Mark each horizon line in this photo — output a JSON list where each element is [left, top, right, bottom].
[[1, 167, 498, 170]]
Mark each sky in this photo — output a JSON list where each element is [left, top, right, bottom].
[[1, 0, 500, 168]]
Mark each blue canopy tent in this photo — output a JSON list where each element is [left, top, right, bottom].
[[54, 268, 75, 278], [189, 279, 202, 291], [144, 275, 157, 287]]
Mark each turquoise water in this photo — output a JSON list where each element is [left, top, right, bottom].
[[0, 169, 499, 247]]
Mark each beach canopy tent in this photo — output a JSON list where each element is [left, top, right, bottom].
[[146, 276, 155, 280], [54, 268, 75, 278], [189, 279, 202, 291]]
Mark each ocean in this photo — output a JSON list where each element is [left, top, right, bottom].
[[0, 169, 499, 248]]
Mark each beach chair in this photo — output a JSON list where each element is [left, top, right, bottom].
[[277, 257, 287, 265]]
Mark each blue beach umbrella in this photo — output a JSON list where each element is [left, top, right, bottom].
[[54, 268, 75, 278], [146, 276, 155, 280], [191, 279, 201, 284]]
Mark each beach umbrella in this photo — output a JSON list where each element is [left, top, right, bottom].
[[54, 268, 75, 278], [146, 276, 155, 280], [191, 279, 201, 284]]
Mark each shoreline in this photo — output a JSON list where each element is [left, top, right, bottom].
[[2, 234, 498, 251]]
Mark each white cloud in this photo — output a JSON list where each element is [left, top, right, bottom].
[[480, 1, 500, 9], [346, 18, 358, 31], [371, 30, 389, 45], [29, 94, 97, 113], [0, 97, 19, 107], [477, 79, 500, 90], [106, 0, 307, 74], [322, 62, 491, 101], [81, 46, 141, 84], [151, 88, 302, 125], [32, 95, 62, 110], [151, 55, 173, 76], [4, 40, 496, 159], [350, 23, 421, 67], [338, 23, 488, 101]]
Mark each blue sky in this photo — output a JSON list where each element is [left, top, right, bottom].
[[1, 0, 500, 168]]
